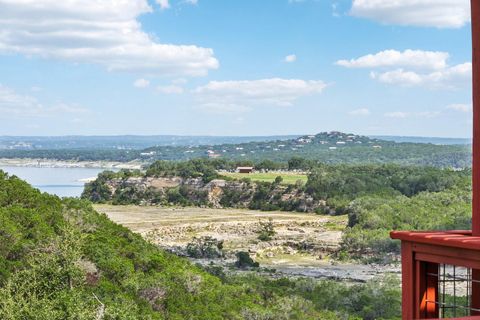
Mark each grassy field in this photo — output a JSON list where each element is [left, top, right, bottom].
[[220, 171, 308, 185]]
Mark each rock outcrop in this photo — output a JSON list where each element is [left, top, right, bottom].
[[87, 175, 327, 213]]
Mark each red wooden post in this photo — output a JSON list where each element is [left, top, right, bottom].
[[401, 242, 415, 320], [472, 0, 480, 315], [417, 262, 439, 318], [472, 0, 480, 237]]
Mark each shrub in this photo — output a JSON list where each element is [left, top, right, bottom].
[[235, 252, 259, 269], [186, 237, 224, 259], [257, 218, 276, 241]]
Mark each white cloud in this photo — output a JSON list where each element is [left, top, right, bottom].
[[384, 111, 441, 119], [172, 78, 188, 85], [348, 108, 370, 116], [185, 0, 198, 5], [194, 78, 327, 112], [447, 103, 472, 112], [0, 84, 88, 118], [336, 49, 449, 70], [338, 48, 471, 89], [385, 111, 409, 119], [195, 103, 251, 114], [350, 0, 470, 29], [285, 54, 297, 63], [332, 2, 341, 17], [134, 78, 150, 88], [370, 63, 471, 88], [157, 85, 184, 94], [0, 0, 218, 77], [156, 0, 170, 10], [416, 111, 441, 118]]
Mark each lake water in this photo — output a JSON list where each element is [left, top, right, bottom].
[[0, 166, 108, 197]]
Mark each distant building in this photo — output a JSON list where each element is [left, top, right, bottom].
[[140, 151, 156, 156], [208, 153, 221, 159], [297, 138, 312, 144], [236, 166, 254, 174]]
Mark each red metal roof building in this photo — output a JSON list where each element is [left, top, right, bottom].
[[390, 2, 480, 318]]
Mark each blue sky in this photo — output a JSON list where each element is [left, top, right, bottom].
[[0, 0, 473, 137]]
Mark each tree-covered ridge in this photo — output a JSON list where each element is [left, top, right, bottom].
[[0, 131, 471, 168], [0, 170, 404, 319], [83, 159, 470, 212]]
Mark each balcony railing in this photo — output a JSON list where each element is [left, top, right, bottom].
[[391, 231, 480, 319]]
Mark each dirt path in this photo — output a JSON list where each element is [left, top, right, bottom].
[[95, 205, 399, 282]]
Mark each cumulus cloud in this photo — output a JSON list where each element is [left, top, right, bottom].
[[348, 108, 370, 116], [134, 78, 150, 88], [384, 110, 441, 119], [384, 111, 409, 119], [0, 84, 88, 118], [194, 78, 327, 112], [332, 2, 341, 17], [157, 85, 184, 94], [336, 50, 449, 70], [172, 78, 188, 85], [285, 54, 297, 63], [338, 49, 471, 89], [195, 103, 251, 114], [350, 0, 470, 29], [0, 0, 218, 76], [156, 0, 170, 10], [370, 63, 471, 88], [447, 103, 472, 112]]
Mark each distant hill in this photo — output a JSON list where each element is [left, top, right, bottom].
[[0, 134, 300, 150], [136, 131, 470, 167], [0, 131, 471, 168], [371, 135, 471, 145]]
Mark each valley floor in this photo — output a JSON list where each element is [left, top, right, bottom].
[[95, 204, 400, 282]]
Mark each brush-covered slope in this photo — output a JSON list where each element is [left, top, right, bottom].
[[0, 170, 346, 319]]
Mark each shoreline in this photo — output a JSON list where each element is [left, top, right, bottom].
[[0, 158, 145, 170]]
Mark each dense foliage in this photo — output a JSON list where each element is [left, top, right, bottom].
[[0, 171, 403, 319], [342, 188, 471, 261], [306, 164, 470, 213]]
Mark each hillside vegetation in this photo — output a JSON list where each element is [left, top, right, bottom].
[[0, 132, 471, 168], [0, 170, 403, 319]]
